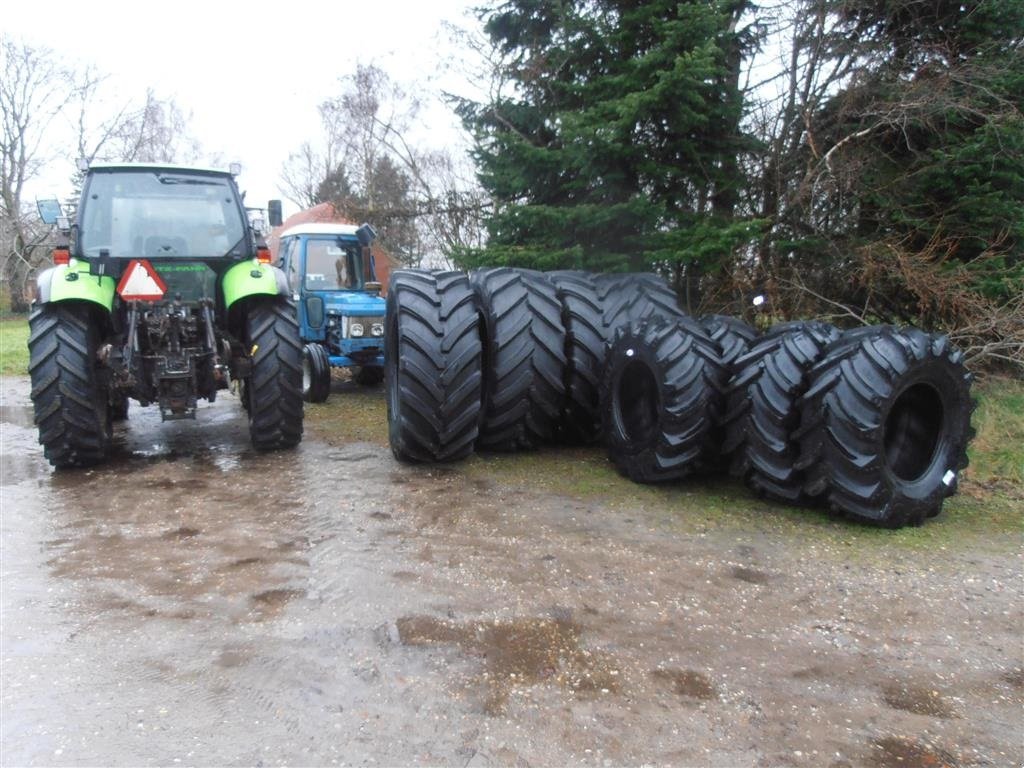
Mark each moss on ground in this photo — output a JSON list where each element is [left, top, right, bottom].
[[306, 375, 1022, 553]]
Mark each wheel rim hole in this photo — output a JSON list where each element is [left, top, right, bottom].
[[616, 360, 660, 444], [884, 383, 944, 482]]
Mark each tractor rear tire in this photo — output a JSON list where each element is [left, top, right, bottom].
[[302, 343, 331, 403], [28, 302, 111, 468], [548, 270, 605, 444], [355, 366, 384, 387], [602, 319, 727, 483], [796, 326, 974, 527], [387, 270, 483, 463], [472, 267, 567, 451], [721, 321, 840, 502], [245, 299, 304, 450]]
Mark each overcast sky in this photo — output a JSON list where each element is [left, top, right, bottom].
[[5, 0, 484, 217]]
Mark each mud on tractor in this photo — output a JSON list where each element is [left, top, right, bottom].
[[274, 223, 385, 402], [29, 163, 304, 468]]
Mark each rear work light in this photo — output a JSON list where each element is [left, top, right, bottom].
[[53, 248, 70, 265], [256, 247, 271, 265]]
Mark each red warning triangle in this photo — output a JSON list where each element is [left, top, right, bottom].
[[117, 259, 168, 301]]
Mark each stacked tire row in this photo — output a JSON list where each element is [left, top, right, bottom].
[[386, 268, 974, 528]]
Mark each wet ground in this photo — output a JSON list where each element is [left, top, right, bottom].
[[1, 375, 1021, 767]]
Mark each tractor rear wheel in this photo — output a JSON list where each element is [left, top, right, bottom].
[[28, 302, 111, 468], [302, 343, 331, 403], [244, 299, 304, 450]]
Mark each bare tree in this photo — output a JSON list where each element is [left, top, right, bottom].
[[0, 36, 74, 312], [281, 62, 488, 266]]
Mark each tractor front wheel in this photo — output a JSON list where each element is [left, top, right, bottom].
[[302, 344, 331, 403], [244, 299, 304, 450], [28, 302, 111, 468]]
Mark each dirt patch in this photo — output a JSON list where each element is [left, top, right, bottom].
[[882, 682, 957, 718], [396, 614, 620, 715], [732, 565, 771, 584], [870, 737, 959, 768], [651, 668, 717, 700], [161, 526, 201, 539]]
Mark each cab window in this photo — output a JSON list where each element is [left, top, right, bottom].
[[303, 238, 362, 290]]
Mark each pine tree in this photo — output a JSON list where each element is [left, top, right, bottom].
[[457, 0, 759, 276]]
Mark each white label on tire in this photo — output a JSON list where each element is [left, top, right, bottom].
[[942, 470, 956, 486]]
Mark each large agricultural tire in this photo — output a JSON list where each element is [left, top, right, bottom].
[[601, 319, 728, 483], [471, 267, 567, 451], [302, 343, 331, 403], [244, 299, 304, 450], [596, 273, 687, 334], [27, 302, 111, 468], [721, 321, 841, 502], [386, 270, 483, 463], [796, 326, 974, 527], [700, 314, 758, 372], [355, 366, 384, 387], [548, 270, 606, 444]]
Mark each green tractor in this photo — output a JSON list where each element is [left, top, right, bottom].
[[29, 163, 303, 468]]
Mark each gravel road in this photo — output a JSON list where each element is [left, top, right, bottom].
[[1, 375, 1021, 767]]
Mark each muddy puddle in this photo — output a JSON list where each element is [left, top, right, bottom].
[[1, 375, 1021, 766]]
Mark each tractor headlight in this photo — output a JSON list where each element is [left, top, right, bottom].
[[350, 322, 365, 338], [371, 322, 384, 337]]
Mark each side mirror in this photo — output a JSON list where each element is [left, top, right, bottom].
[[37, 199, 63, 226], [268, 200, 283, 228], [356, 223, 377, 247]]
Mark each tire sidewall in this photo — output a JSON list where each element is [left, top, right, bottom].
[[877, 358, 972, 507]]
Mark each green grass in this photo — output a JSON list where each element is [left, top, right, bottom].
[[308, 375, 1022, 555], [0, 315, 29, 376], [967, 376, 1024, 489]]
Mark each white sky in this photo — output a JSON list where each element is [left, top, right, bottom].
[[4, 0, 485, 218]]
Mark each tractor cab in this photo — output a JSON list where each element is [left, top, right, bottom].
[[276, 223, 386, 399]]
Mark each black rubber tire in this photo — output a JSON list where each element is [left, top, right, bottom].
[[110, 394, 130, 421], [355, 366, 384, 387], [595, 273, 686, 334], [721, 321, 841, 502], [244, 299, 304, 450], [302, 343, 331, 403], [601, 318, 728, 483], [699, 314, 758, 372], [795, 326, 974, 527], [28, 303, 111, 468], [548, 270, 606, 444], [387, 269, 483, 463], [471, 267, 567, 451]]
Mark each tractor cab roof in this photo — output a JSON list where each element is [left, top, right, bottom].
[[279, 223, 362, 239], [87, 162, 235, 178]]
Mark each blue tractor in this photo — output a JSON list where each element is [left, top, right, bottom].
[[275, 223, 385, 402]]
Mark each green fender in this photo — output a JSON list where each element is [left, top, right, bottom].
[[221, 260, 290, 310], [35, 261, 116, 311]]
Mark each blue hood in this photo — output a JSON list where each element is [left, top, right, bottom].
[[324, 291, 386, 316]]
